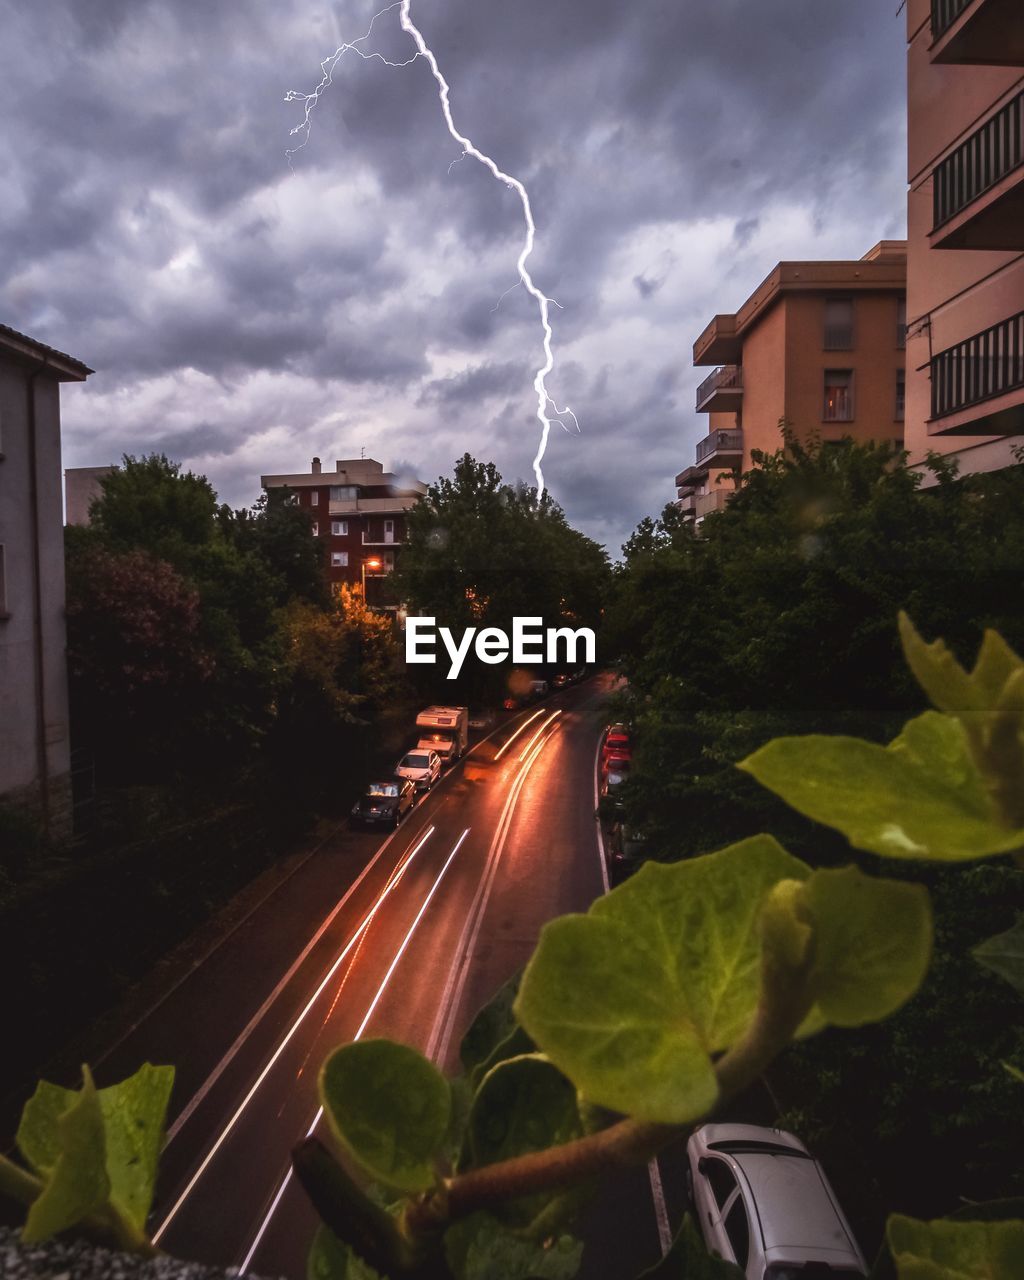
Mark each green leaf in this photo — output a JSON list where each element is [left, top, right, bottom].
[[22, 1069, 110, 1243], [740, 713, 1024, 861], [973, 916, 1024, 998], [460, 971, 534, 1091], [444, 1211, 583, 1280], [307, 1224, 383, 1280], [636, 1214, 744, 1278], [514, 837, 810, 1123], [97, 1063, 174, 1232], [16, 1080, 78, 1175], [887, 1212, 1024, 1279], [463, 1054, 583, 1228], [797, 866, 932, 1030], [1004, 1062, 1024, 1084], [899, 612, 1024, 716], [320, 1040, 450, 1193]]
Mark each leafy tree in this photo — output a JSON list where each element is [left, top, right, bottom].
[[396, 454, 610, 699]]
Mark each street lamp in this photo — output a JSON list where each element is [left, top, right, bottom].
[[361, 556, 383, 601]]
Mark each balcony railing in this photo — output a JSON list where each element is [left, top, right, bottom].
[[362, 532, 401, 545], [695, 429, 744, 465], [931, 0, 972, 37], [695, 488, 732, 520], [931, 309, 1024, 418], [933, 88, 1024, 229], [824, 325, 855, 351], [695, 364, 743, 411]]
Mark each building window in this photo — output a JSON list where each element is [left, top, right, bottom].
[[824, 370, 854, 421], [330, 485, 359, 501], [824, 298, 854, 350], [897, 297, 907, 348], [896, 369, 905, 421], [331, 551, 349, 568], [332, 520, 348, 536], [0, 545, 7, 617], [310, 490, 319, 506], [311, 522, 319, 537]]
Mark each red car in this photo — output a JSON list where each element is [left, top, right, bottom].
[[602, 725, 632, 765]]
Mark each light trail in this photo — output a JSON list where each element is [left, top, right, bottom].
[[239, 828, 471, 1273], [492, 707, 545, 761], [518, 709, 562, 762], [285, 1, 576, 498], [152, 825, 437, 1244]]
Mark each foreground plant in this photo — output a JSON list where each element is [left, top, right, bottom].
[[3, 616, 1022, 1279]]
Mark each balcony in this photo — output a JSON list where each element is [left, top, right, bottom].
[[932, 88, 1024, 249], [930, 0, 1024, 65], [824, 325, 855, 351], [695, 365, 743, 413], [362, 531, 402, 546], [695, 429, 744, 467], [695, 488, 733, 521], [693, 314, 741, 366], [329, 496, 417, 516], [931, 308, 1024, 429], [674, 489, 697, 519]]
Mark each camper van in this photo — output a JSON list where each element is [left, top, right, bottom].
[[414, 706, 469, 766]]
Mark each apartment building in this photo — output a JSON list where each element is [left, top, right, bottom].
[[260, 457, 427, 608], [0, 324, 93, 838], [905, 0, 1024, 476], [676, 243, 908, 522]]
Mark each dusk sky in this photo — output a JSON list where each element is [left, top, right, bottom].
[[3, 0, 907, 555]]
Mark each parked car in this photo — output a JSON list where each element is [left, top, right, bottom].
[[395, 749, 442, 791], [686, 1124, 867, 1279], [601, 766, 628, 814], [350, 779, 416, 829], [602, 725, 632, 765], [529, 679, 550, 698], [551, 672, 570, 690]]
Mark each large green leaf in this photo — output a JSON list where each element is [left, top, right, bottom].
[[797, 866, 932, 1030], [320, 1040, 450, 1194], [22, 1069, 110, 1243], [307, 1224, 383, 1280], [887, 1213, 1024, 1279], [973, 916, 1024, 998], [460, 972, 532, 1084], [899, 613, 1024, 716], [97, 1063, 174, 1232], [444, 1211, 583, 1280], [740, 713, 1024, 861], [514, 837, 810, 1122], [463, 1054, 583, 1227]]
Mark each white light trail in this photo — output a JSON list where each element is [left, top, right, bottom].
[[492, 707, 545, 761], [285, 2, 576, 498], [152, 825, 437, 1245], [239, 828, 471, 1273]]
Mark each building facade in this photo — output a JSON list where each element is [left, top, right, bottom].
[[260, 457, 427, 608], [65, 465, 116, 526], [905, 0, 1024, 478], [676, 243, 908, 522], [0, 324, 92, 838]]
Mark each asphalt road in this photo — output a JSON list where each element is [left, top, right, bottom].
[[92, 674, 668, 1278]]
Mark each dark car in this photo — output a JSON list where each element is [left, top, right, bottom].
[[350, 779, 416, 829], [551, 672, 570, 690]]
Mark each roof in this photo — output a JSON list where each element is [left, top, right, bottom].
[[735, 1152, 860, 1260], [0, 323, 93, 380]]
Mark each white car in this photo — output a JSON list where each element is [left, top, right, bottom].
[[395, 749, 441, 791], [687, 1124, 866, 1279]]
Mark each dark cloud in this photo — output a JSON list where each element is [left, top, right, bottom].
[[1, 0, 907, 553]]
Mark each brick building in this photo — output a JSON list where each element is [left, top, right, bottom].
[[260, 457, 427, 609]]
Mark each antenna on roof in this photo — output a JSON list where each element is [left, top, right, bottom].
[[360, 445, 365, 459]]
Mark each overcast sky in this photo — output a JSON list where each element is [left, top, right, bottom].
[[2, 0, 907, 555]]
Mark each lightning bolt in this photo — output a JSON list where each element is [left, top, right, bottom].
[[285, 1, 577, 500]]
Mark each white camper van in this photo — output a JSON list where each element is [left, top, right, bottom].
[[414, 706, 469, 766]]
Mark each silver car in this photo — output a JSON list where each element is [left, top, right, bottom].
[[686, 1124, 867, 1279], [395, 749, 441, 791]]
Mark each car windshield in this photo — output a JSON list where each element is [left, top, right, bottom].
[[367, 783, 398, 798], [402, 754, 430, 769]]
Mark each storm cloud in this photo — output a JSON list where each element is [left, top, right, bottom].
[[1, 0, 907, 554]]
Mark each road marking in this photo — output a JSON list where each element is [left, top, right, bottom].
[[238, 829, 471, 1274], [152, 825, 437, 1244], [492, 707, 545, 760], [426, 716, 561, 1068]]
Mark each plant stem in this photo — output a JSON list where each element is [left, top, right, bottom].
[[0, 1154, 43, 1208]]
